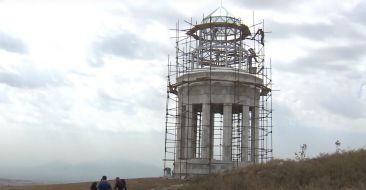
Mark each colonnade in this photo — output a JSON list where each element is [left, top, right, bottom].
[[176, 103, 260, 163]]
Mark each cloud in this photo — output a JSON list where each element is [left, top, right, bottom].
[[273, 67, 366, 129], [266, 0, 366, 123], [88, 31, 169, 66], [96, 89, 137, 114], [0, 91, 8, 103], [97, 86, 165, 114], [109, 1, 184, 26], [359, 82, 366, 99], [85, 56, 166, 116], [268, 4, 366, 121], [276, 43, 366, 74], [346, 1, 366, 26], [268, 21, 365, 41], [320, 94, 365, 119], [232, 0, 300, 10], [0, 32, 28, 54], [0, 65, 68, 89]]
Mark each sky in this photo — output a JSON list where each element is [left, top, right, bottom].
[[0, 0, 365, 183]]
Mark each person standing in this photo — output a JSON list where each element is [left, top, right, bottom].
[[114, 177, 127, 190], [90, 182, 97, 190], [121, 179, 127, 190], [98, 176, 112, 190]]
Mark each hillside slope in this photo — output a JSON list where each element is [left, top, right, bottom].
[[180, 150, 366, 190], [3, 150, 365, 190]]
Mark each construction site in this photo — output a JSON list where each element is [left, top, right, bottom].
[[163, 6, 273, 179]]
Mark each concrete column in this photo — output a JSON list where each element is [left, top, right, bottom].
[[191, 107, 197, 158], [201, 103, 211, 159], [210, 111, 215, 159], [185, 104, 194, 159], [250, 107, 255, 163], [176, 104, 183, 160], [254, 105, 260, 163], [223, 104, 232, 161], [180, 106, 187, 159], [241, 105, 250, 162], [250, 106, 260, 163]]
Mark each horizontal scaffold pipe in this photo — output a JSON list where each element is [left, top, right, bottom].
[[186, 22, 251, 41]]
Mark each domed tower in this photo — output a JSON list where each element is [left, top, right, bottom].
[[164, 7, 272, 178]]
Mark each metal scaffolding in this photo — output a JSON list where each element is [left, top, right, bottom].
[[163, 7, 273, 179]]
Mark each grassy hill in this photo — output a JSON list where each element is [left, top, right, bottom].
[[3, 150, 365, 190], [180, 149, 366, 190]]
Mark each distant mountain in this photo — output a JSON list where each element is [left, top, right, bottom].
[[0, 159, 161, 184], [0, 178, 38, 186]]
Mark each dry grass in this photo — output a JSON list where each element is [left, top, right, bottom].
[[180, 149, 366, 190], [0, 177, 183, 190], [3, 150, 366, 190]]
